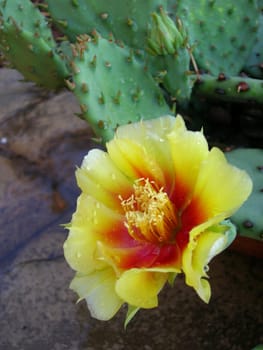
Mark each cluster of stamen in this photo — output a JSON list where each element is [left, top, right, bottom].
[[120, 178, 179, 244]]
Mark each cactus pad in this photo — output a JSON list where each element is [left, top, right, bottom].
[[226, 148, 263, 242], [0, 0, 54, 46], [244, 11, 263, 79], [0, 0, 68, 89], [67, 35, 171, 142], [147, 9, 193, 104], [175, 0, 259, 75], [45, 0, 168, 49]]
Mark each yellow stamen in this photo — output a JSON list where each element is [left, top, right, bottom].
[[120, 178, 179, 244]]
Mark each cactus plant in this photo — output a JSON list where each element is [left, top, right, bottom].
[[146, 8, 194, 104], [0, 0, 69, 89], [193, 74, 263, 104], [244, 11, 263, 79], [226, 148, 263, 242], [44, 0, 169, 49], [175, 0, 260, 75], [66, 34, 170, 142]]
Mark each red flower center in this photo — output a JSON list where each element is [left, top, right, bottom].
[[120, 178, 180, 245]]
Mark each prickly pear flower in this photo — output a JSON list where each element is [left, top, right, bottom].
[[64, 115, 252, 322]]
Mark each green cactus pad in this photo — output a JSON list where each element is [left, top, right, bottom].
[[175, 0, 259, 75], [226, 148, 263, 242], [0, 0, 68, 89], [244, 11, 263, 79], [251, 345, 263, 350], [193, 74, 263, 105], [45, 0, 168, 49], [68, 35, 171, 142], [0, 0, 54, 47], [147, 9, 193, 104]]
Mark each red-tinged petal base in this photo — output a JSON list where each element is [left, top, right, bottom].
[[98, 240, 181, 271], [97, 176, 211, 273]]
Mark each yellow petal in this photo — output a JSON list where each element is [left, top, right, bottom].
[[76, 149, 133, 209], [182, 222, 236, 303], [107, 138, 165, 185], [115, 269, 167, 308], [107, 115, 177, 191], [115, 115, 176, 141], [64, 231, 103, 274], [167, 115, 209, 208], [64, 194, 123, 273], [70, 268, 123, 321], [192, 147, 253, 219]]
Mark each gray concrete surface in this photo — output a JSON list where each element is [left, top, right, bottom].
[[0, 69, 262, 350]]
